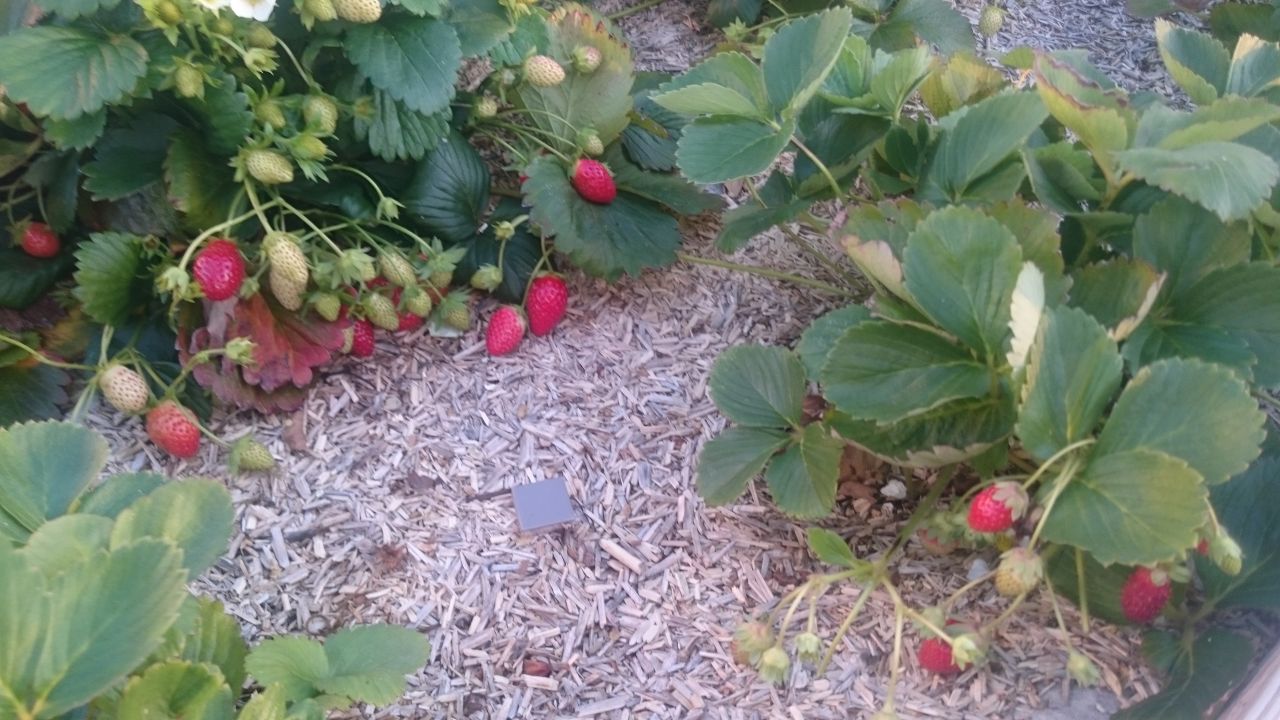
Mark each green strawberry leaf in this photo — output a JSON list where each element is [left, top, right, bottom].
[[1171, 263, 1280, 388], [20, 514, 113, 579], [346, 17, 461, 116], [182, 71, 253, 157], [453, 207, 542, 304], [826, 393, 1016, 469], [1131, 195, 1251, 300], [922, 92, 1048, 203], [1040, 448, 1206, 566], [353, 86, 450, 163], [76, 472, 167, 519], [765, 422, 842, 518], [0, 245, 75, 309], [83, 113, 178, 201], [1067, 259, 1163, 338], [901, 206, 1023, 362], [23, 150, 80, 233], [1045, 546, 1136, 626], [34, 0, 120, 18], [1200, 452, 1280, 610], [245, 637, 328, 704], [821, 320, 992, 424], [1154, 19, 1229, 104], [73, 232, 149, 327], [0, 421, 108, 536], [1017, 307, 1123, 463], [43, 109, 106, 150], [676, 116, 796, 184], [1113, 629, 1254, 720], [446, 0, 511, 55], [875, 0, 973, 54], [697, 426, 790, 506], [312, 625, 430, 705], [522, 156, 681, 280], [796, 305, 873, 382], [708, 344, 806, 428], [1113, 142, 1279, 222], [403, 132, 489, 244], [761, 8, 853, 116], [109, 479, 235, 581], [0, 26, 147, 120], [807, 527, 858, 567], [623, 78, 684, 172], [603, 145, 723, 215], [165, 131, 240, 232], [1096, 358, 1265, 485], [116, 660, 234, 720], [0, 363, 69, 429]]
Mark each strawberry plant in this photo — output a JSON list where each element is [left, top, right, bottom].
[[663, 7, 1280, 715], [0, 1, 716, 451], [0, 419, 429, 719]]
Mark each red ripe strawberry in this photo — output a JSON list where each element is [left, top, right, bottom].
[[966, 481, 1028, 533], [350, 318, 376, 357], [486, 305, 526, 356], [1121, 567, 1171, 624], [192, 238, 246, 301], [1196, 539, 1209, 556], [146, 400, 201, 458], [20, 222, 59, 258], [918, 636, 961, 675], [570, 158, 616, 204], [526, 275, 568, 337], [397, 312, 424, 332]]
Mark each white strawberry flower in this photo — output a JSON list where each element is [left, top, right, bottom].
[[195, 0, 230, 10], [229, 0, 275, 20]]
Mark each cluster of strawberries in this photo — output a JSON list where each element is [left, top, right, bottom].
[[913, 482, 1173, 676]]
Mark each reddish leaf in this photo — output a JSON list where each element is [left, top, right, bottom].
[[181, 293, 345, 413]]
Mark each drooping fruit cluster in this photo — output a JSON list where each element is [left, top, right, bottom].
[[570, 158, 616, 204], [192, 238, 246, 301], [484, 274, 569, 357]]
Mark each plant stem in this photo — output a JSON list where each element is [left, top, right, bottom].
[[1046, 580, 1078, 653], [271, 191, 345, 255], [677, 252, 856, 297], [818, 583, 875, 673], [1028, 457, 1082, 548], [884, 605, 905, 714], [943, 571, 996, 613], [0, 334, 92, 370], [176, 199, 281, 270], [1075, 548, 1091, 634], [778, 224, 864, 292], [608, 0, 667, 20], [791, 137, 843, 200]]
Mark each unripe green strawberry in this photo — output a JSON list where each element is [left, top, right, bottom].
[[577, 128, 603, 156], [572, 45, 602, 73], [313, 293, 342, 321], [994, 547, 1042, 597], [335, 0, 381, 23], [405, 287, 433, 317], [379, 251, 416, 287], [364, 293, 399, 331], [304, 0, 338, 22], [978, 4, 1004, 37], [254, 99, 287, 130], [157, 0, 183, 24], [174, 64, 204, 99], [758, 646, 789, 684], [439, 292, 470, 330], [229, 436, 275, 473], [213, 17, 235, 35], [246, 24, 277, 48], [474, 95, 499, 119], [100, 364, 150, 415], [469, 264, 502, 291], [265, 233, 309, 310], [291, 134, 330, 161], [302, 95, 339, 134], [244, 149, 294, 185], [524, 55, 565, 88], [429, 268, 452, 288]]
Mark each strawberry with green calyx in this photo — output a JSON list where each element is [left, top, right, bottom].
[[733, 620, 774, 665], [523, 55, 565, 88], [146, 400, 201, 459], [264, 232, 309, 310], [570, 158, 616, 204], [486, 305, 525, 356], [572, 45, 602, 74], [18, 222, 59, 258], [793, 632, 821, 664], [1067, 650, 1101, 686], [403, 285, 433, 317], [1120, 566, 1172, 624], [99, 364, 150, 415], [918, 635, 960, 675], [994, 547, 1042, 597], [469, 265, 503, 291], [173, 62, 205, 99], [576, 128, 604, 157], [758, 646, 790, 684], [192, 238, 246, 301], [438, 290, 471, 330], [525, 274, 568, 337], [312, 293, 342, 322], [364, 292, 399, 331], [1207, 531, 1243, 575], [966, 481, 1027, 533], [379, 250, 416, 287], [301, 0, 338, 26], [335, 0, 381, 23], [246, 23, 277, 49], [302, 94, 339, 134], [339, 248, 378, 283], [254, 98, 287, 130], [474, 95, 499, 120], [229, 436, 275, 473], [241, 148, 295, 185], [290, 134, 330, 162]]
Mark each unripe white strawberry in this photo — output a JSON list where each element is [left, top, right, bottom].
[[100, 364, 149, 414], [335, 0, 381, 23], [524, 55, 565, 88]]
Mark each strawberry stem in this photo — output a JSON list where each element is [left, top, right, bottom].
[[676, 252, 856, 297], [0, 334, 93, 371]]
